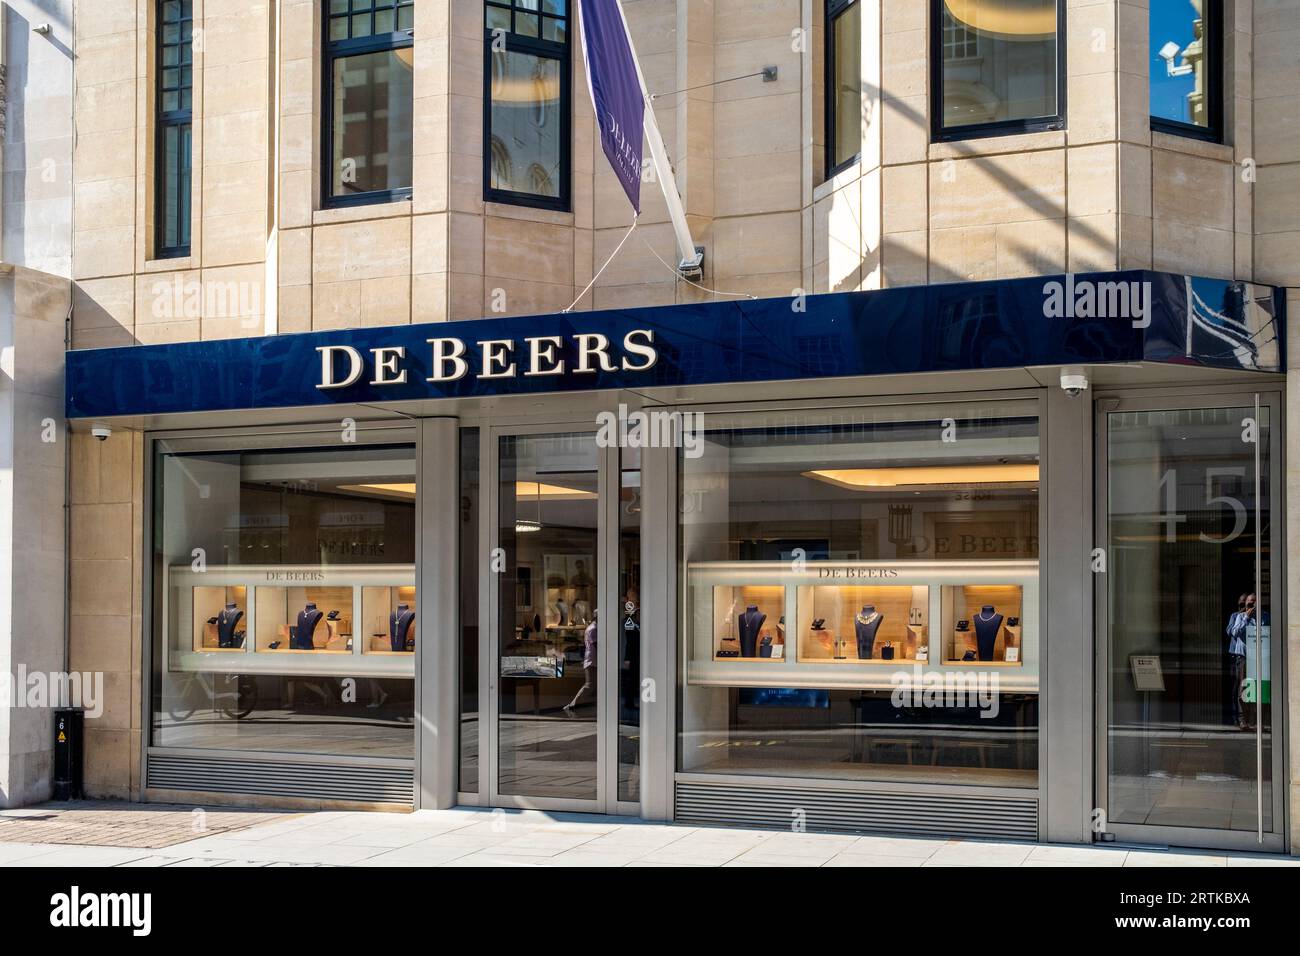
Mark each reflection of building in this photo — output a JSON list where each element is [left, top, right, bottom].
[[1157, 0, 1209, 126], [939, 1, 1058, 126], [488, 51, 563, 197]]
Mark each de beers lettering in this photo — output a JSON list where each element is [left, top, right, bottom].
[[317, 329, 658, 390]]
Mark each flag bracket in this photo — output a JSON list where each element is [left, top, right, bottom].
[[678, 247, 705, 282]]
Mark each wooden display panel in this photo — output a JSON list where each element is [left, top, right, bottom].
[[255, 585, 354, 653], [190, 586, 247, 652], [712, 584, 785, 660], [361, 585, 417, 654], [943, 584, 1023, 665], [797, 585, 928, 663]]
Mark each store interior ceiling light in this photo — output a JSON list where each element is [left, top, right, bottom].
[[514, 481, 597, 500], [489, 73, 562, 103], [340, 481, 594, 501], [805, 463, 1040, 490], [515, 519, 543, 534], [943, 0, 1056, 38], [338, 483, 417, 499]]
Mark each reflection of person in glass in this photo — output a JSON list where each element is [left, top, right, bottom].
[[619, 590, 640, 723], [564, 610, 597, 715], [1226, 592, 1266, 730], [570, 559, 594, 588]]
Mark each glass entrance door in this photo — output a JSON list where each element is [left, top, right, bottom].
[[1098, 394, 1282, 850], [494, 431, 603, 805]]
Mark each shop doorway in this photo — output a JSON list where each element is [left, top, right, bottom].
[[1095, 392, 1284, 851], [481, 426, 641, 813]]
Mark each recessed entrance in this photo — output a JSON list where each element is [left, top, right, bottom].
[[482, 427, 640, 813]]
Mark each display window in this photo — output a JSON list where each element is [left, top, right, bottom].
[[151, 442, 417, 758], [800, 585, 927, 663], [943, 584, 1023, 665], [679, 403, 1041, 787]]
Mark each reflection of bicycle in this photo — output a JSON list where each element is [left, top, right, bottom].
[[168, 672, 258, 721]]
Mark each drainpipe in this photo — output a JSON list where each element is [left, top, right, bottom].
[[62, 307, 71, 691], [1, 7, 8, 263], [263, 0, 280, 335]]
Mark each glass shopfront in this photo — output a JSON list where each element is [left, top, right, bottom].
[[1098, 392, 1284, 850], [136, 386, 1284, 848], [150, 441, 417, 758], [79, 268, 1282, 841], [469, 426, 642, 813], [678, 402, 1042, 789], [495, 432, 603, 801]]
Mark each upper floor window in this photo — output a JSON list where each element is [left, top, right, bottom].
[[323, 0, 415, 208], [825, 0, 861, 178], [484, 0, 571, 211], [931, 0, 1064, 141], [156, 0, 193, 259], [1150, 0, 1223, 141]]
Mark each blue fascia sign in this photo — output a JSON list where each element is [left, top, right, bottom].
[[65, 271, 1285, 420]]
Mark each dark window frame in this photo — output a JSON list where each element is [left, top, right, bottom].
[[824, 0, 862, 180], [321, 1, 415, 210], [155, 0, 193, 260], [929, 0, 1067, 143], [1149, 0, 1224, 143], [483, 1, 572, 212]]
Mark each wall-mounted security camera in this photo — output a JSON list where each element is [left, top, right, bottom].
[[1060, 366, 1089, 398], [1157, 40, 1192, 76], [91, 425, 113, 442]]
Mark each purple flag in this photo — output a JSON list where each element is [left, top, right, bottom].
[[579, 0, 645, 214]]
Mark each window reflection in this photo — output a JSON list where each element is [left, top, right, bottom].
[[1107, 407, 1273, 832], [330, 49, 415, 198], [152, 445, 417, 758], [679, 407, 1041, 788], [938, 0, 1059, 132], [827, 0, 862, 174], [1149, 0, 1217, 132], [488, 50, 563, 198]]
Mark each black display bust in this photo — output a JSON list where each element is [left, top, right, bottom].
[[738, 605, 766, 658], [217, 603, 244, 648], [293, 603, 323, 650], [855, 605, 883, 659], [973, 604, 1003, 661], [390, 604, 416, 652]]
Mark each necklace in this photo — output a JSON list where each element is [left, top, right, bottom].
[[857, 612, 879, 626], [977, 609, 997, 622]]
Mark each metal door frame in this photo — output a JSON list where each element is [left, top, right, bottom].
[[1093, 385, 1286, 852], [481, 420, 634, 814]]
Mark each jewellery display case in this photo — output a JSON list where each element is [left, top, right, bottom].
[[687, 560, 1039, 692], [190, 586, 248, 652], [942, 584, 1024, 665], [710, 585, 785, 661], [520, 553, 596, 669], [255, 585, 353, 653], [164, 565, 416, 677], [798, 585, 928, 664], [361, 586, 417, 655]]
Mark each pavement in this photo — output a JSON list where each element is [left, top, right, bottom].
[[0, 804, 1298, 866]]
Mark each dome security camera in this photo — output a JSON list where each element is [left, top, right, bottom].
[[91, 425, 112, 442], [1060, 367, 1089, 398]]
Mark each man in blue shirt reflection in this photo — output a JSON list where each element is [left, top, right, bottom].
[[1226, 593, 1267, 730]]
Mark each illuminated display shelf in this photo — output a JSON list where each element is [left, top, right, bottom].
[[164, 564, 417, 678], [686, 560, 1039, 693]]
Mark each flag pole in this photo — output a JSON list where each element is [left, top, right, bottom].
[[608, 0, 704, 279]]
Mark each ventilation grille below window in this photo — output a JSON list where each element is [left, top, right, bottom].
[[147, 754, 414, 806], [675, 780, 1038, 841]]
